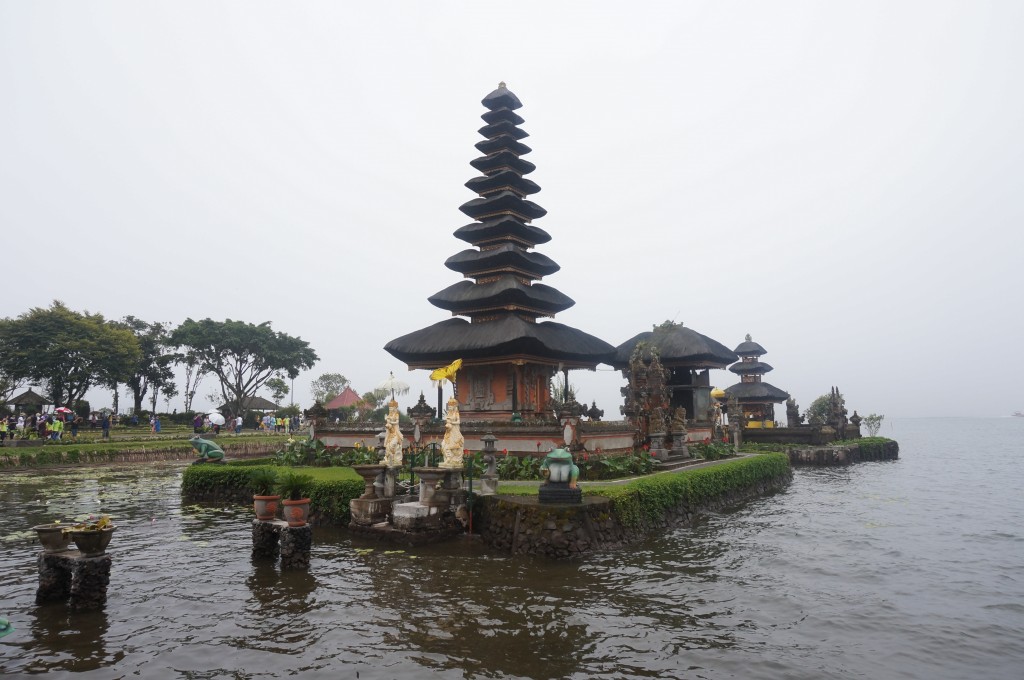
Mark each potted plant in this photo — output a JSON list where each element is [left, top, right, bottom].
[[66, 514, 116, 557], [276, 470, 314, 527], [249, 467, 281, 521], [33, 523, 70, 553]]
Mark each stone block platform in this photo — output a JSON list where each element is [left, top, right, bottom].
[[252, 519, 311, 570], [36, 550, 112, 611]]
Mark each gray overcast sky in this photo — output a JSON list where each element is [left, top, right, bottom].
[[2, 2, 1021, 418]]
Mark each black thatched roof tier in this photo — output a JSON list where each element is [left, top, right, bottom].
[[445, 244, 560, 278], [384, 316, 615, 368], [465, 170, 540, 197], [478, 120, 529, 140], [612, 325, 737, 369], [735, 338, 767, 357], [482, 84, 522, 111], [470, 150, 536, 176], [475, 134, 532, 157], [729, 361, 774, 375], [481, 107, 524, 126], [459, 191, 547, 222], [428, 276, 574, 316], [453, 216, 552, 247], [724, 382, 790, 403]]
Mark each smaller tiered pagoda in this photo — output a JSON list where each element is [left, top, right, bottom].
[[724, 334, 790, 427]]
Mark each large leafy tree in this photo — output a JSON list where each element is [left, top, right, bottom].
[[804, 391, 843, 425], [114, 316, 177, 415], [265, 376, 289, 405], [309, 372, 350, 405], [0, 370, 26, 408], [170, 318, 318, 417], [0, 301, 141, 407], [178, 349, 206, 414]]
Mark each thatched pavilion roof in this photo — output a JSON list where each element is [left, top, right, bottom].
[[217, 396, 280, 412], [6, 389, 49, 406], [612, 324, 737, 369]]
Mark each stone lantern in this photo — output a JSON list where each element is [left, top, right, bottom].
[[480, 432, 499, 495]]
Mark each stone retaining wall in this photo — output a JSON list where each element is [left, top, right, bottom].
[[787, 440, 899, 465], [477, 472, 791, 558]]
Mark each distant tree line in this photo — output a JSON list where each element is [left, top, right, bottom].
[[0, 301, 318, 417]]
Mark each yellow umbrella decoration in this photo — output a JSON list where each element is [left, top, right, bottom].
[[429, 359, 462, 390]]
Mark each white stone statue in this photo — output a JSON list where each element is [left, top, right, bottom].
[[383, 399, 404, 467], [440, 396, 465, 468]]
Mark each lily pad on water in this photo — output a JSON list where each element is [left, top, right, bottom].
[[1, 530, 37, 543]]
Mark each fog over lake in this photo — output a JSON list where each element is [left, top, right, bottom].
[[1, 2, 1020, 418]]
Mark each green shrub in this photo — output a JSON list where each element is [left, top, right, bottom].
[[248, 467, 279, 495], [691, 440, 733, 460], [182, 464, 364, 524], [590, 453, 791, 530], [307, 479, 364, 525], [182, 464, 267, 498], [226, 457, 276, 467]]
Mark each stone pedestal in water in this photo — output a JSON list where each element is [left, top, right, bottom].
[[349, 464, 391, 526], [391, 467, 463, 532], [251, 519, 311, 570], [36, 551, 111, 610]]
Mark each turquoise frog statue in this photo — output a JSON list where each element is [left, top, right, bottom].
[[190, 436, 225, 463], [541, 448, 579, 489]]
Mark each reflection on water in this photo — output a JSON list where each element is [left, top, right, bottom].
[[1, 419, 1024, 678], [25, 605, 121, 673]]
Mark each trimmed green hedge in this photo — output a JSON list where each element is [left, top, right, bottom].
[[181, 464, 265, 497], [181, 464, 364, 525], [225, 457, 276, 467], [2, 448, 128, 467], [588, 453, 791, 530]]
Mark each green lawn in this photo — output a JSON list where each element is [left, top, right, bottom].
[[297, 467, 363, 482]]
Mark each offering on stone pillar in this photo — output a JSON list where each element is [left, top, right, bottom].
[[383, 399, 404, 467], [440, 397, 465, 468]]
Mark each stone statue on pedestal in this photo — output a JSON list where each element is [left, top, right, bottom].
[[383, 399, 404, 467], [440, 397, 465, 469]]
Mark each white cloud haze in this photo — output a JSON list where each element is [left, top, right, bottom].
[[1, 2, 1021, 418]]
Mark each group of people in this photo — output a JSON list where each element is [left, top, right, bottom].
[[259, 414, 300, 434], [0, 410, 113, 443], [190, 413, 302, 436]]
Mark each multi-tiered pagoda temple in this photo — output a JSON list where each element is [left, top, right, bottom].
[[385, 83, 615, 421], [724, 334, 790, 426]]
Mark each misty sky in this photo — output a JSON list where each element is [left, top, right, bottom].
[[2, 2, 1021, 419]]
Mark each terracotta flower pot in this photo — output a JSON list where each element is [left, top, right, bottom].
[[253, 495, 281, 521], [33, 524, 70, 553], [70, 526, 116, 557], [282, 498, 310, 527]]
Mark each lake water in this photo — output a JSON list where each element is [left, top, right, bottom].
[[1, 418, 1022, 679]]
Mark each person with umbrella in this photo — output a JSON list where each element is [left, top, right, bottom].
[[208, 411, 225, 435]]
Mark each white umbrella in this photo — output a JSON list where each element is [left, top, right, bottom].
[[208, 413, 226, 426], [377, 371, 410, 400]]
